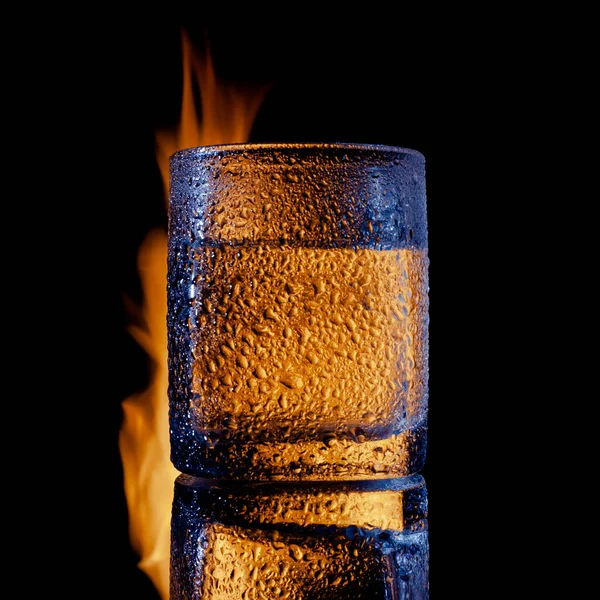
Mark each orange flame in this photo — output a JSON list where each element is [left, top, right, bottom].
[[118, 29, 270, 600]]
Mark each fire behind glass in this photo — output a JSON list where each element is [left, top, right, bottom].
[[167, 143, 429, 480]]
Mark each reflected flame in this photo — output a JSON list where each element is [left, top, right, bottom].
[[118, 29, 269, 599]]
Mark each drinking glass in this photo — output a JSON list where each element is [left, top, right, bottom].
[[167, 142, 429, 480]]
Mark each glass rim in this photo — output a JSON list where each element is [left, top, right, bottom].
[[170, 141, 424, 161]]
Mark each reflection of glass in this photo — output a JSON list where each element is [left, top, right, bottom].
[[167, 143, 429, 481], [170, 475, 429, 599]]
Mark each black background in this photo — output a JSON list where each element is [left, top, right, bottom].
[[30, 14, 535, 599]]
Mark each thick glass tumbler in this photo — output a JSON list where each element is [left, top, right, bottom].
[[167, 143, 428, 480]]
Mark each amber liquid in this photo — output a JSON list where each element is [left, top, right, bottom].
[[189, 246, 428, 439], [169, 245, 428, 479]]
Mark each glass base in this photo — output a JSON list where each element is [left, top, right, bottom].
[[171, 419, 426, 481]]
